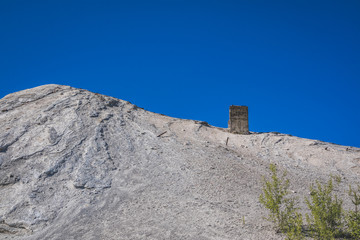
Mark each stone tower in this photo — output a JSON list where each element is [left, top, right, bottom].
[[228, 105, 249, 134]]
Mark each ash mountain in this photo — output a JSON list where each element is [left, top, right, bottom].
[[0, 84, 359, 240]]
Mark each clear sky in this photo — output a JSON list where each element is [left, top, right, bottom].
[[1, 0, 359, 147]]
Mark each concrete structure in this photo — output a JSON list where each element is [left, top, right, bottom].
[[228, 105, 249, 134]]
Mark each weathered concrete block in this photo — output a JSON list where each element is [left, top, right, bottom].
[[228, 105, 249, 134]]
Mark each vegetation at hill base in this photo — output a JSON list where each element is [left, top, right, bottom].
[[260, 164, 360, 239]]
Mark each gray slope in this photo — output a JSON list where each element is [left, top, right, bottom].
[[0, 84, 359, 240]]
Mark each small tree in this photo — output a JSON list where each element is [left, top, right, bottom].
[[259, 164, 303, 239], [305, 177, 343, 239], [346, 184, 360, 239]]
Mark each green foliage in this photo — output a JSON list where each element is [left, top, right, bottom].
[[346, 185, 360, 239], [285, 212, 304, 240], [348, 184, 360, 213], [259, 164, 360, 239], [346, 211, 360, 239], [304, 176, 360, 239], [331, 174, 342, 185], [259, 164, 304, 239], [259, 164, 289, 231], [305, 178, 343, 239]]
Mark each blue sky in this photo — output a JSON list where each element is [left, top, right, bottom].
[[1, 0, 359, 147]]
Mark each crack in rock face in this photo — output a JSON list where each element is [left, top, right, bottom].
[[0, 84, 359, 240]]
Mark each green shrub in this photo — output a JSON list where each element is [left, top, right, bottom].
[[346, 211, 360, 239], [285, 212, 304, 240], [259, 165, 360, 239], [259, 164, 304, 239], [346, 185, 360, 239], [305, 177, 343, 239], [348, 184, 360, 213]]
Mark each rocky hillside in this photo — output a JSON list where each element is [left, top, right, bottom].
[[0, 85, 359, 240]]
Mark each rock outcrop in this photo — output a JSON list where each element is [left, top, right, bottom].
[[0, 84, 359, 239]]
